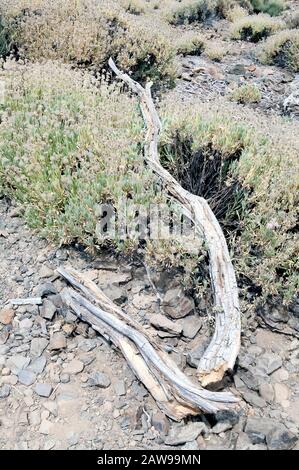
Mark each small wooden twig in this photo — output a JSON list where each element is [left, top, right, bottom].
[[108, 58, 241, 386], [10, 297, 43, 306]]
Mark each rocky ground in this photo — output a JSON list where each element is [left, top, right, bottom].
[[172, 17, 299, 119], [1, 197, 299, 450]]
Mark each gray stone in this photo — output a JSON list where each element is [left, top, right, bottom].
[[78, 338, 98, 352], [259, 383, 274, 403], [162, 287, 195, 319], [102, 285, 127, 305], [36, 282, 58, 298], [150, 314, 182, 336], [257, 353, 283, 375], [0, 384, 11, 398], [181, 440, 200, 450], [35, 383, 53, 398], [114, 380, 126, 396], [30, 338, 49, 358], [40, 299, 56, 321], [238, 369, 260, 391], [29, 409, 41, 426], [212, 421, 232, 434], [49, 332, 66, 350], [187, 338, 210, 368], [88, 372, 111, 388], [267, 426, 297, 450], [43, 400, 58, 416], [181, 315, 202, 339], [245, 417, 293, 447], [28, 355, 47, 374], [39, 265, 54, 279], [60, 373, 70, 383], [63, 359, 84, 375], [152, 412, 170, 435], [6, 354, 31, 374], [235, 432, 252, 450], [18, 369, 36, 386], [39, 419, 53, 435], [165, 422, 208, 446], [215, 410, 240, 426], [242, 390, 266, 408]]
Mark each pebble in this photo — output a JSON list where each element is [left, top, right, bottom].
[[114, 380, 126, 396], [39, 265, 54, 279], [35, 383, 53, 398], [0, 384, 11, 398], [28, 355, 47, 374], [180, 315, 202, 339], [63, 359, 84, 375], [0, 307, 15, 325], [259, 383, 274, 403], [30, 338, 49, 358], [88, 372, 111, 388], [49, 332, 66, 350], [165, 422, 208, 446], [18, 369, 36, 386], [40, 299, 56, 321], [39, 419, 53, 435]]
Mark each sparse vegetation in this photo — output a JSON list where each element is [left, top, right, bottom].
[[231, 13, 284, 42], [176, 34, 205, 56], [230, 83, 262, 103], [259, 29, 299, 71], [159, 96, 299, 304], [248, 0, 286, 16], [0, 0, 177, 85]]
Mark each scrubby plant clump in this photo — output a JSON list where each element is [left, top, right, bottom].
[[168, 0, 222, 25], [0, 0, 176, 84], [230, 83, 262, 103], [176, 34, 205, 56], [231, 13, 284, 42], [0, 62, 163, 249], [248, 0, 286, 17], [259, 29, 299, 71], [159, 96, 299, 305]]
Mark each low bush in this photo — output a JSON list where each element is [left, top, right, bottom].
[[248, 0, 286, 17], [159, 96, 299, 304], [231, 13, 284, 42], [176, 34, 205, 56], [169, 0, 222, 25], [0, 0, 176, 84], [259, 29, 299, 71], [230, 83, 262, 103]]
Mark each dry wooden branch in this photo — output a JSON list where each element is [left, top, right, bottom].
[[108, 58, 241, 386], [58, 266, 239, 420]]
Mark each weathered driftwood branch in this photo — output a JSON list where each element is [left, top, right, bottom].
[[58, 266, 239, 420], [108, 58, 241, 386]]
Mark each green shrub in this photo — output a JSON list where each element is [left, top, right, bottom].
[[0, 62, 164, 250], [249, 0, 286, 17], [159, 96, 299, 304], [169, 0, 220, 25], [259, 29, 299, 71], [176, 34, 205, 56], [0, 16, 12, 57], [231, 13, 284, 42], [0, 0, 176, 84], [230, 84, 262, 103]]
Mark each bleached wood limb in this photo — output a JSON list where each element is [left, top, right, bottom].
[[10, 297, 43, 306], [58, 267, 239, 420], [108, 58, 241, 386]]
